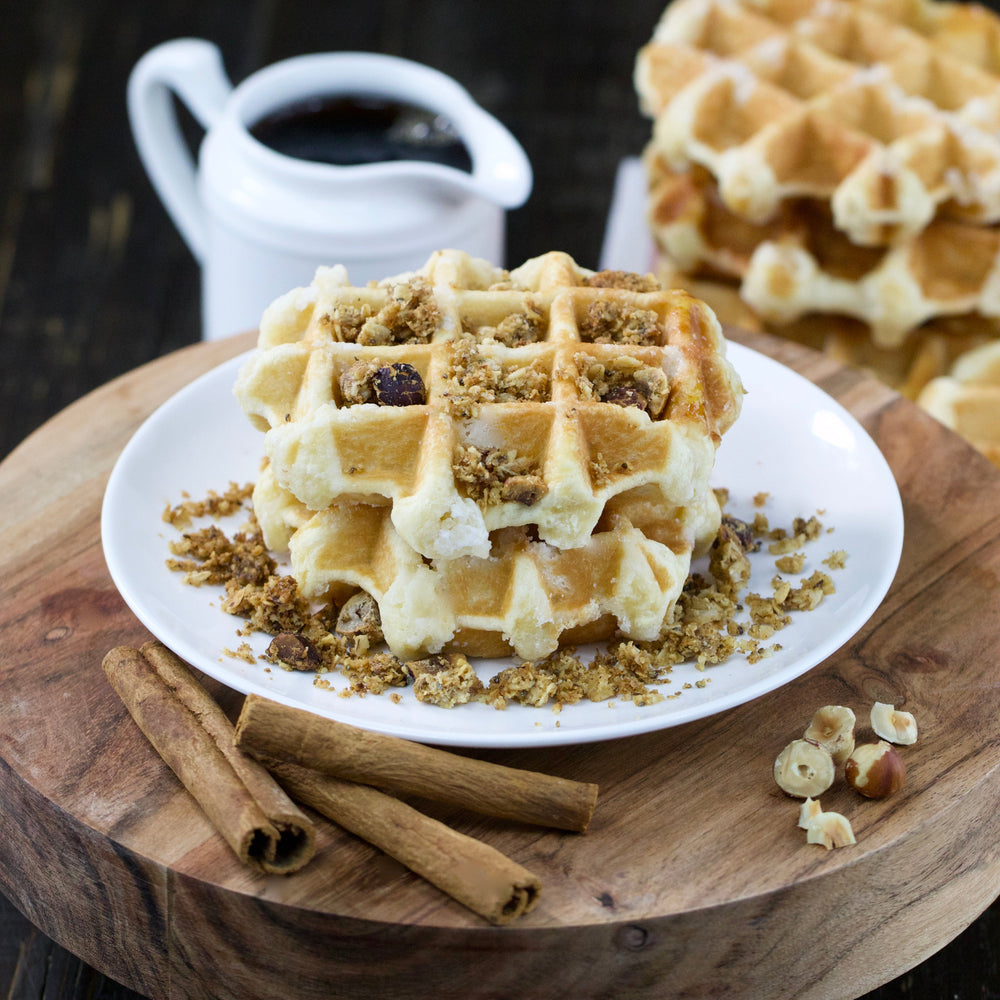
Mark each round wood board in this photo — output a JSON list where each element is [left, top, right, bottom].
[[2, 329, 1000, 1000]]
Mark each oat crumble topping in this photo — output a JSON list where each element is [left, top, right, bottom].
[[578, 300, 663, 345], [164, 488, 842, 711], [442, 339, 549, 418], [322, 280, 439, 345], [466, 300, 545, 346], [453, 444, 548, 506], [582, 270, 661, 292], [162, 481, 254, 529], [572, 353, 669, 418], [339, 359, 426, 407]]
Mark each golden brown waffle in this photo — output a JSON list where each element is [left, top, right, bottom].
[[252, 464, 722, 660], [918, 341, 1000, 465], [646, 157, 1000, 347], [663, 266, 996, 399], [236, 250, 743, 562], [635, 0, 1000, 247]]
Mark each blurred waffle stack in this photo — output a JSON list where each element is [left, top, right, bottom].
[[635, 0, 1000, 466]]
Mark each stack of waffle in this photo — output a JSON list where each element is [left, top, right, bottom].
[[635, 0, 1000, 464], [235, 250, 743, 661]]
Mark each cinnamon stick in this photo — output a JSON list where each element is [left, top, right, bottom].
[[234, 694, 599, 832], [102, 642, 315, 875], [270, 759, 541, 925]]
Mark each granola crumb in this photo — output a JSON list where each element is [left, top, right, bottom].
[[162, 481, 254, 529], [571, 353, 669, 418], [467, 300, 545, 346], [775, 552, 806, 574], [223, 641, 256, 664], [407, 654, 485, 707], [330, 280, 439, 345]]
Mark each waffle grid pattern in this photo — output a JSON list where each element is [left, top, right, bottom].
[[236, 250, 743, 562], [636, 0, 1000, 347]]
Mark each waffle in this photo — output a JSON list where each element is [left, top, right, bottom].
[[635, 0, 1000, 247], [918, 341, 1000, 465], [235, 250, 743, 562], [646, 157, 1000, 347], [252, 464, 722, 660], [663, 267, 996, 399]]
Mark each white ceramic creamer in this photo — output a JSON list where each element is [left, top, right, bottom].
[[127, 40, 532, 340]]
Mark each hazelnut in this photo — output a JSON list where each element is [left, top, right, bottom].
[[499, 474, 548, 506], [870, 702, 918, 746], [845, 741, 906, 798], [602, 383, 648, 410], [804, 810, 856, 850], [804, 705, 856, 765], [797, 797, 822, 830], [720, 514, 758, 553], [372, 363, 426, 406], [266, 633, 321, 671], [773, 739, 835, 798], [336, 591, 384, 642]]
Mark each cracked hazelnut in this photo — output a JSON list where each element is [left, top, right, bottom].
[[372, 362, 426, 406], [336, 591, 384, 642], [845, 741, 906, 798], [804, 705, 856, 765], [797, 797, 822, 830], [804, 810, 856, 850], [773, 739, 835, 798], [870, 702, 918, 746], [720, 514, 758, 553], [499, 474, 548, 505], [602, 383, 648, 410], [266, 633, 321, 671]]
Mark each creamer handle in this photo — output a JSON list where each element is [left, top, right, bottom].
[[127, 39, 232, 261], [467, 105, 533, 210]]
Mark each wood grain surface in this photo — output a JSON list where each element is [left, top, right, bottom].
[[6, 1, 1000, 996], [2, 329, 1000, 1000]]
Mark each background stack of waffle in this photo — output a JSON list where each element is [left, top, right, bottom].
[[235, 250, 744, 661], [635, 0, 1000, 466]]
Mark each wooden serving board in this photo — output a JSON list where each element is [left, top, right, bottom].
[[2, 329, 1000, 1000]]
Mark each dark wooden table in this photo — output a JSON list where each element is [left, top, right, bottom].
[[3, 1, 1000, 997]]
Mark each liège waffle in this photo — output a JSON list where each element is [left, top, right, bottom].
[[663, 268, 996, 399], [647, 159, 1000, 347], [253, 465, 723, 660], [635, 0, 1000, 246], [919, 340, 1000, 465], [235, 250, 744, 562]]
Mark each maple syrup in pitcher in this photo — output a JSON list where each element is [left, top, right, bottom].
[[250, 94, 474, 171]]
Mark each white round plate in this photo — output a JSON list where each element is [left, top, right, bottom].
[[101, 343, 903, 747]]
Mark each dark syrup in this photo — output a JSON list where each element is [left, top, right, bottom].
[[249, 94, 473, 171]]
